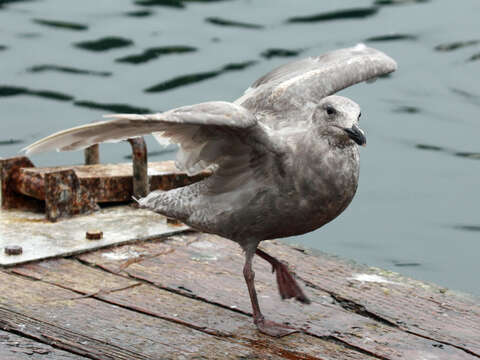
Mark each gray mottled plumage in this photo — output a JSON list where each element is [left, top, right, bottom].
[[24, 44, 397, 336]]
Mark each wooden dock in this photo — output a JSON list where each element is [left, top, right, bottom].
[[1, 231, 479, 359]]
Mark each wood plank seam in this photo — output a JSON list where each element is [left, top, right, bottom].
[[74, 257, 254, 317], [300, 276, 480, 359]]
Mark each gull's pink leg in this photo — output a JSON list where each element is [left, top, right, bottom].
[[243, 247, 298, 337]]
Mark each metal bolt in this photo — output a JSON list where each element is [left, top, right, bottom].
[[84, 144, 100, 165], [4, 245, 23, 256], [86, 230, 103, 240], [127, 137, 149, 199]]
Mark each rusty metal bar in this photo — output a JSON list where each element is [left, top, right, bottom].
[[84, 144, 100, 165], [0, 156, 44, 212], [127, 137, 148, 199]]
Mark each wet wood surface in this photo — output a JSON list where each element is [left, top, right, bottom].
[[1, 232, 479, 359]]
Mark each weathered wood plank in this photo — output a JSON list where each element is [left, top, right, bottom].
[[13, 257, 376, 360], [77, 234, 477, 360], [0, 329, 85, 360], [258, 240, 480, 357], [0, 270, 272, 359]]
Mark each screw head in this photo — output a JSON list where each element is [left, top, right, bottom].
[[4, 245, 23, 256], [86, 230, 103, 240]]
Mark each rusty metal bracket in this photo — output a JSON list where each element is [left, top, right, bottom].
[[1, 137, 208, 222]]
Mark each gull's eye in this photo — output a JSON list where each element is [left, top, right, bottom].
[[358, 112, 361, 122], [325, 105, 336, 115]]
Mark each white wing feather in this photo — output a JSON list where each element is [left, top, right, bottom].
[[23, 101, 261, 175]]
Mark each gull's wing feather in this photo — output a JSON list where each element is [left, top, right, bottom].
[[236, 44, 397, 114], [24, 101, 270, 175]]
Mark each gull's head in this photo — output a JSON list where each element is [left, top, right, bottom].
[[314, 95, 366, 147]]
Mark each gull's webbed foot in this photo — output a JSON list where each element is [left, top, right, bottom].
[[255, 316, 298, 337]]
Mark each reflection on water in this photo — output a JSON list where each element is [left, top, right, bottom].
[[1, 0, 479, 296], [0, 85, 73, 101], [374, 0, 429, 5], [434, 40, 480, 52], [415, 144, 480, 161], [75, 37, 134, 52], [260, 48, 302, 59], [365, 34, 417, 42], [287, 7, 379, 23], [0, 139, 24, 146], [74, 100, 153, 114], [33, 19, 88, 31], [145, 60, 257, 93], [135, 0, 230, 8], [28, 65, 112, 77], [454, 225, 480, 232], [205, 17, 264, 29], [116, 46, 197, 64]]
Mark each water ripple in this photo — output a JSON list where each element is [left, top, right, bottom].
[[27, 64, 112, 77], [145, 60, 257, 93], [134, 0, 229, 9], [453, 225, 480, 232], [287, 7, 379, 23], [0, 85, 73, 101], [205, 17, 264, 29], [468, 52, 480, 62], [394, 105, 421, 114], [33, 19, 88, 31], [366, 34, 417, 42], [0, 139, 24, 146], [374, 0, 429, 5], [75, 37, 134, 52], [125, 10, 154, 17], [0, 0, 34, 9], [450, 87, 480, 107], [116, 46, 196, 64], [415, 143, 480, 160], [261, 48, 302, 59], [434, 40, 480, 52], [74, 100, 153, 114]]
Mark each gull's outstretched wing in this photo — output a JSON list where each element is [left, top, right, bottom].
[[24, 101, 275, 175], [236, 44, 397, 115]]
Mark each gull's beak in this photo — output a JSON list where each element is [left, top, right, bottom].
[[343, 124, 366, 147]]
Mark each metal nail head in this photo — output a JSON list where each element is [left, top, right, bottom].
[[86, 230, 103, 240], [5, 245, 23, 256]]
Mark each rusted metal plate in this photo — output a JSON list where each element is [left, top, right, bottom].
[[0, 205, 189, 266], [78, 234, 477, 360], [0, 271, 267, 359], [13, 257, 375, 360], [0, 329, 85, 360]]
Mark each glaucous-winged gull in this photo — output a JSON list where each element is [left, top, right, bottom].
[[24, 44, 397, 337]]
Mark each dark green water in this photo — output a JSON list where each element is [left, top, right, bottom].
[[1, 0, 479, 295]]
